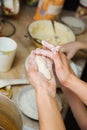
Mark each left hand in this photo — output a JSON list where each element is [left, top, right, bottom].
[[35, 41, 75, 86], [27, 50, 56, 96]]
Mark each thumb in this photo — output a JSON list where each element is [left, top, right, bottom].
[[59, 46, 66, 53]]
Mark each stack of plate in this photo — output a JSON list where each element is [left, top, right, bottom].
[[60, 16, 86, 35]]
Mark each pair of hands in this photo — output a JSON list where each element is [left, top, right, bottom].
[[28, 51, 56, 96], [27, 41, 77, 95]]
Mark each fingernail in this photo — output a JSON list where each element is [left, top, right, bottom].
[[42, 40, 46, 46], [55, 46, 60, 52]]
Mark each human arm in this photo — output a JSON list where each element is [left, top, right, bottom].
[[35, 42, 87, 105], [27, 51, 66, 130], [61, 87, 87, 130], [60, 41, 87, 59], [37, 87, 65, 130]]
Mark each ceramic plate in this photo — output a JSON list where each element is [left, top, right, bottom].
[[23, 125, 36, 130], [70, 61, 79, 76], [17, 85, 63, 120], [61, 16, 86, 35]]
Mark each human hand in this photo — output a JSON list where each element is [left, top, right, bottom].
[[27, 51, 56, 97], [35, 48, 74, 86], [51, 52, 75, 86], [35, 41, 75, 86], [59, 41, 81, 59]]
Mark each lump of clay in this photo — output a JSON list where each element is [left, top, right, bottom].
[[35, 55, 51, 80]]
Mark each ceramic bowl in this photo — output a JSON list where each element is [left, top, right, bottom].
[[0, 94, 23, 130], [28, 20, 75, 48], [60, 16, 86, 35], [3, 0, 20, 16]]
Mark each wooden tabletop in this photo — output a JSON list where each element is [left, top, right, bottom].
[[0, 4, 87, 130]]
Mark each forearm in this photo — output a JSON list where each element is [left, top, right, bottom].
[[62, 87, 87, 130], [36, 87, 66, 130], [64, 74, 87, 105]]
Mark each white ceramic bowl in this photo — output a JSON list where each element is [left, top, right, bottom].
[[3, 0, 20, 15], [0, 94, 23, 130], [61, 16, 86, 35]]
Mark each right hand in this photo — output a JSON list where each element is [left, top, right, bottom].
[[35, 48, 75, 86], [59, 41, 81, 59], [51, 52, 75, 85], [35, 40, 76, 86]]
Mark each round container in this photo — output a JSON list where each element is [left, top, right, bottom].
[[0, 94, 23, 130], [28, 20, 75, 48], [61, 16, 86, 35], [80, 0, 87, 7], [2, 0, 21, 16], [33, 0, 65, 20], [0, 37, 17, 72], [76, 0, 87, 17]]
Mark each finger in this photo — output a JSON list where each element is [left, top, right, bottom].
[[61, 52, 71, 68], [42, 40, 60, 53], [59, 52, 73, 73], [67, 52, 75, 60], [28, 50, 35, 62], [59, 46, 66, 53], [28, 59, 37, 73], [42, 40, 55, 50], [52, 52, 62, 67], [28, 52, 38, 72], [35, 48, 53, 59], [25, 51, 35, 72], [58, 52, 68, 65], [55, 46, 60, 52]]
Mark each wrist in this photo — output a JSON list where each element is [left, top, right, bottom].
[[36, 85, 56, 98], [35, 86, 57, 109], [63, 73, 78, 89]]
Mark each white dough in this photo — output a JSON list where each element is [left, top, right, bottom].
[[35, 55, 51, 80]]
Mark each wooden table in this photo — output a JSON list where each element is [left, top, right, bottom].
[[0, 4, 87, 130]]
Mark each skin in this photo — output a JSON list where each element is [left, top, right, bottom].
[[27, 41, 87, 130], [60, 41, 87, 59], [35, 41, 87, 105], [34, 41, 87, 129], [27, 51, 66, 130], [61, 87, 87, 130]]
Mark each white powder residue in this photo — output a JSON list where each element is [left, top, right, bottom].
[[19, 89, 38, 120]]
